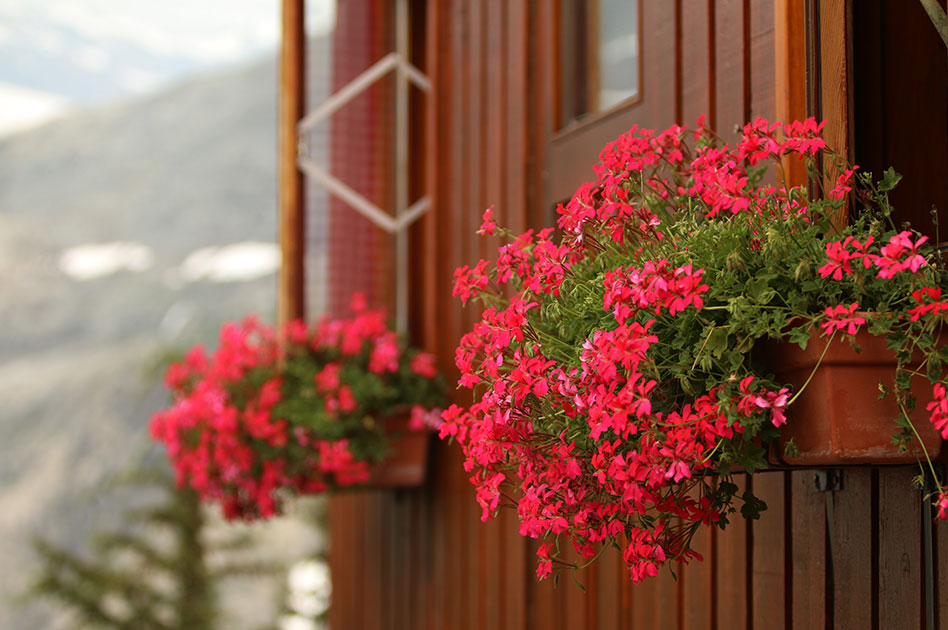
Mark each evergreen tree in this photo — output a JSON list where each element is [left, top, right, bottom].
[[29, 463, 277, 630]]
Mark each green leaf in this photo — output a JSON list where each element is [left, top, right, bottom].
[[879, 167, 902, 192], [740, 490, 768, 520], [746, 277, 770, 302], [705, 327, 729, 359], [786, 325, 810, 350]]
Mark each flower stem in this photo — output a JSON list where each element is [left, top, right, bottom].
[[786, 330, 836, 407]]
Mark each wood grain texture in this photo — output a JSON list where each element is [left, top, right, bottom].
[[681, 514, 712, 630], [680, 0, 712, 125], [790, 470, 826, 630], [830, 468, 871, 630], [752, 471, 786, 630], [774, 0, 807, 187], [328, 495, 359, 629], [503, 3, 529, 627], [749, 0, 775, 121], [278, 0, 306, 325], [714, 0, 747, 143], [629, 565, 659, 629], [938, 501, 948, 630], [879, 467, 922, 630], [818, 0, 852, 228], [595, 546, 623, 630], [716, 474, 749, 630]]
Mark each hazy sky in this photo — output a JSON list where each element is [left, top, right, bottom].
[[0, 0, 336, 65], [0, 0, 335, 134]]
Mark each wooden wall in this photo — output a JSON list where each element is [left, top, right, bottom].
[[325, 1, 948, 628]]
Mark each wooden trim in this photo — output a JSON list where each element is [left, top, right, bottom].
[[278, 0, 306, 325], [551, 89, 643, 144], [819, 0, 854, 228], [774, 0, 808, 188]]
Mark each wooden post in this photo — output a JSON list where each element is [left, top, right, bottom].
[[774, 0, 808, 188], [818, 0, 854, 229], [278, 0, 306, 326]]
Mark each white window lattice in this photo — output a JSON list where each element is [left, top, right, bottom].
[[297, 0, 429, 333]]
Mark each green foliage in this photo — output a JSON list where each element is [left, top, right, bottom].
[[28, 462, 278, 630]]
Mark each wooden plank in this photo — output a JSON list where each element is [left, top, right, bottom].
[[482, 1, 504, 628], [681, 513, 712, 630], [424, 5, 452, 629], [386, 493, 403, 630], [655, 562, 682, 629], [328, 495, 359, 629], [629, 562, 659, 629], [407, 489, 428, 630], [879, 467, 922, 629], [774, 0, 807, 187], [440, 11, 470, 630], [428, 444, 450, 630], [830, 468, 872, 630], [749, 0, 776, 187], [752, 471, 786, 630], [620, 539, 633, 624], [716, 474, 749, 630], [595, 545, 623, 630], [447, 446, 467, 630], [421, 0, 446, 359], [278, 0, 306, 325], [818, 0, 852, 228], [626, 551, 680, 629], [561, 542, 588, 630], [749, 0, 775, 121], [466, 2, 484, 628], [938, 498, 948, 630], [503, 6, 528, 628], [445, 0, 467, 381], [502, 507, 527, 628], [680, 0, 712, 126], [363, 494, 384, 630], [790, 469, 826, 630], [526, 538, 561, 630], [507, 0, 528, 234], [714, 0, 747, 142]]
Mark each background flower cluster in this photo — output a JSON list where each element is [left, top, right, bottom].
[[151, 296, 443, 520]]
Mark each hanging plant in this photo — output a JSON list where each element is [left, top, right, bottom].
[[441, 116, 948, 583], [151, 295, 444, 520]]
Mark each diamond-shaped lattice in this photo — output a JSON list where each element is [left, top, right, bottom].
[[297, 52, 430, 234]]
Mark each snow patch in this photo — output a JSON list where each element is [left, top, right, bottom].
[[58, 241, 154, 280], [0, 82, 70, 136], [172, 241, 280, 284]]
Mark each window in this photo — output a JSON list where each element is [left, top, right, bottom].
[[559, 0, 641, 127]]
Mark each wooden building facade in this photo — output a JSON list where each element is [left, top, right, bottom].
[[278, 1, 948, 627]]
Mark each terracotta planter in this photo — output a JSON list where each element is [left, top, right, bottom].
[[762, 329, 943, 465], [367, 413, 431, 488]]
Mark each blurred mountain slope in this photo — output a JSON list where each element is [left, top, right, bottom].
[[0, 36, 329, 630]]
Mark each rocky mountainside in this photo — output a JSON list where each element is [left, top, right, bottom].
[[0, 38, 329, 629]]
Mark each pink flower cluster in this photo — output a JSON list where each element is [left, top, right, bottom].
[[441, 119, 834, 582], [445, 114, 948, 582], [443, 263, 789, 581], [818, 232, 928, 280], [151, 297, 440, 520]]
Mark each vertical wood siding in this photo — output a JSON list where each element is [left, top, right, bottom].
[[325, 1, 948, 628]]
